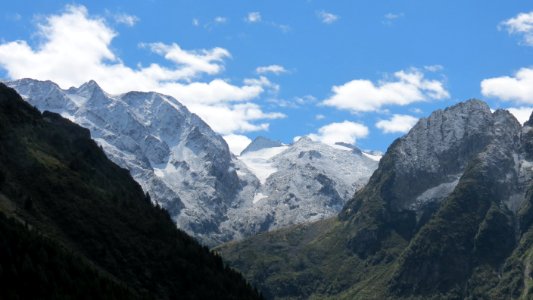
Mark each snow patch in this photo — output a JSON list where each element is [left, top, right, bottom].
[[363, 152, 382, 161], [253, 193, 268, 204], [239, 146, 289, 184], [410, 176, 461, 210]]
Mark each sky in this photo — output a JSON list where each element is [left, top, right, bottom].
[[0, 1, 533, 155]]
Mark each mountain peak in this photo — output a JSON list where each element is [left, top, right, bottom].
[[240, 136, 283, 155], [293, 136, 314, 145], [76, 80, 105, 98]]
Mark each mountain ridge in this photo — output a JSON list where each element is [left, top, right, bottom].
[[0, 82, 262, 299], [217, 99, 533, 299], [7, 78, 378, 245]]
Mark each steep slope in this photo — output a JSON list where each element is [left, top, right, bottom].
[[7, 78, 256, 245], [0, 83, 262, 299], [7, 78, 378, 245], [225, 137, 378, 239], [218, 99, 533, 299]]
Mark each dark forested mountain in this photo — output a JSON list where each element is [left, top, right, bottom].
[[217, 99, 533, 299], [0, 83, 262, 299]]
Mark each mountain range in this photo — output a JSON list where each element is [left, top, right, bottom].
[[5, 76, 533, 299], [217, 99, 533, 299], [6, 78, 378, 245], [0, 83, 262, 299]]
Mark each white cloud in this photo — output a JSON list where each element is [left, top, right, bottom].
[[322, 68, 449, 113], [243, 76, 279, 94], [499, 11, 533, 46], [376, 114, 418, 133], [244, 12, 289, 33], [246, 12, 261, 23], [481, 67, 533, 103], [223, 134, 252, 155], [0, 4, 281, 135], [214, 16, 227, 24], [410, 107, 423, 114], [192, 18, 200, 26], [294, 95, 317, 104], [256, 64, 287, 75], [506, 107, 533, 124], [114, 13, 139, 26], [317, 11, 339, 24], [191, 103, 285, 134], [144, 42, 230, 78], [307, 121, 369, 146], [315, 114, 325, 120]]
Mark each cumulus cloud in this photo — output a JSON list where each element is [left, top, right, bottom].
[[256, 64, 287, 75], [0, 4, 281, 135], [246, 12, 261, 23], [317, 11, 339, 24], [481, 68, 533, 103], [506, 107, 533, 124], [190, 103, 285, 134], [223, 134, 252, 155], [307, 121, 369, 146], [322, 68, 449, 113], [243, 76, 280, 94], [114, 13, 139, 26], [499, 11, 533, 46], [376, 114, 418, 133]]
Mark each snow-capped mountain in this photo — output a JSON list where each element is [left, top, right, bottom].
[[222, 136, 379, 238], [7, 78, 378, 245], [7, 78, 253, 245]]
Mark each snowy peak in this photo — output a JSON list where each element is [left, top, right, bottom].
[[7, 78, 380, 245], [6, 78, 241, 245], [73, 79, 107, 104], [240, 136, 283, 155], [230, 137, 379, 236]]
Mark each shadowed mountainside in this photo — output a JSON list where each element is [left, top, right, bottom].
[[0, 83, 262, 300]]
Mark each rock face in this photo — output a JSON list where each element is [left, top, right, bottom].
[[341, 100, 528, 254], [225, 137, 378, 239], [7, 78, 378, 245], [218, 99, 533, 300], [7, 78, 250, 245]]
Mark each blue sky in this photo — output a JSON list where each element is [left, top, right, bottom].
[[1, 1, 533, 154]]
